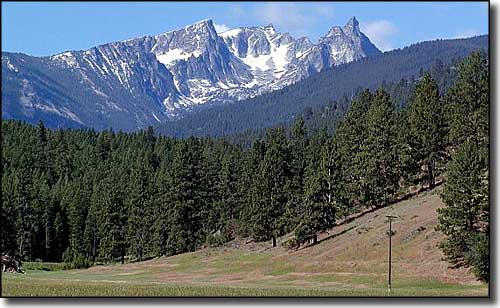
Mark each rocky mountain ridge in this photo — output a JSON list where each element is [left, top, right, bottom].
[[2, 17, 381, 131]]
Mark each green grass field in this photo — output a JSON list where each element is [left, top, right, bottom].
[[1, 272, 487, 297], [1, 188, 489, 297]]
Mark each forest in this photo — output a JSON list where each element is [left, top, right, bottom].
[[1, 51, 489, 282]]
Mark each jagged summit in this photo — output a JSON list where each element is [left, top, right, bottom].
[[263, 23, 276, 32], [345, 16, 359, 28], [324, 26, 344, 37], [186, 19, 215, 30]]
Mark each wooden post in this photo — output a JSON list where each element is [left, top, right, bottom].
[[386, 215, 397, 294]]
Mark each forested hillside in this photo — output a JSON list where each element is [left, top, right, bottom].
[[223, 59, 459, 148], [156, 35, 488, 137], [1, 52, 489, 281]]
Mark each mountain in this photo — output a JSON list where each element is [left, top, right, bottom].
[[155, 35, 488, 138], [2, 17, 380, 131]]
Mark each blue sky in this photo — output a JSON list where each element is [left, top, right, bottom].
[[2, 1, 488, 56]]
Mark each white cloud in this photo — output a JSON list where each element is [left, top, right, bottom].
[[256, 3, 333, 35], [224, 3, 335, 40], [257, 3, 309, 33], [228, 5, 245, 19], [311, 3, 335, 18], [214, 23, 230, 33], [361, 20, 399, 52], [454, 29, 480, 39]]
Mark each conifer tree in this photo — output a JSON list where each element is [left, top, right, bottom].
[[249, 127, 289, 247], [362, 89, 399, 208], [126, 156, 153, 261], [437, 138, 488, 281], [283, 117, 308, 231], [212, 151, 239, 243], [96, 174, 128, 263], [334, 90, 372, 210], [407, 73, 445, 188], [151, 164, 171, 257], [13, 162, 35, 260], [295, 136, 337, 245], [1, 169, 17, 255], [166, 138, 207, 254], [445, 51, 489, 147], [65, 178, 90, 258]]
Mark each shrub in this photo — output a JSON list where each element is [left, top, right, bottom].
[[464, 232, 489, 282], [62, 248, 93, 269]]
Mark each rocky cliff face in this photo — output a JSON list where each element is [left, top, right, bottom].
[[2, 17, 381, 131]]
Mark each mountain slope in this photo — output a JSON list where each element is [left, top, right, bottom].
[[156, 35, 488, 137], [2, 17, 380, 131]]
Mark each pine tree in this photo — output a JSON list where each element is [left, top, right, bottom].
[[64, 178, 90, 258], [334, 90, 372, 211], [407, 73, 445, 188], [249, 127, 290, 247], [437, 138, 488, 280], [13, 162, 35, 261], [211, 151, 239, 244], [362, 89, 399, 208], [446, 51, 489, 147], [295, 136, 337, 246], [84, 193, 99, 262], [166, 138, 207, 255], [151, 165, 171, 257], [237, 140, 265, 236], [282, 117, 308, 232], [126, 156, 153, 261], [1, 169, 17, 255], [95, 173, 128, 263]]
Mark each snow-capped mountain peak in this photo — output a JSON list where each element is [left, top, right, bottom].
[[2, 17, 382, 130]]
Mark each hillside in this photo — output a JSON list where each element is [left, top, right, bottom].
[[2, 187, 488, 296], [156, 35, 488, 137]]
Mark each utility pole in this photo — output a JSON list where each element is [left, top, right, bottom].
[[386, 215, 397, 294]]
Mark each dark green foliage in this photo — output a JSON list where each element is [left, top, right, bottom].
[[295, 137, 337, 245], [165, 138, 208, 255], [437, 139, 488, 279], [248, 127, 290, 246], [464, 232, 489, 282], [445, 51, 489, 147], [406, 73, 446, 188], [362, 90, 400, 208], [436, 51, 489, 282]]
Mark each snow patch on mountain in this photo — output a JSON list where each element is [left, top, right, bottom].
[[156, 49, 202, 67], [51, 51, 80, 68]]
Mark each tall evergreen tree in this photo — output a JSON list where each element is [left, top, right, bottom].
[[249, 127, 290, 247], [334, 90, 373, 211], [295, 136, 337, 245], [361, 90, 399, 208], [283, 117, 308, 231], [407, 73, 446, 188], [437, 138, 488, 281], [445, 51, 489, 147], [166, 138, 207, 255], [95, 174, 128, 263], [126, 156, 153, 261]]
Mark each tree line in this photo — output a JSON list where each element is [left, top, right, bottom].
[[1, 51, 488, 281]]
